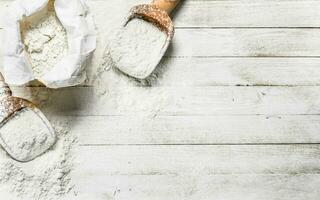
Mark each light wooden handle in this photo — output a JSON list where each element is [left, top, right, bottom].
[[151, 0, 180, 14]]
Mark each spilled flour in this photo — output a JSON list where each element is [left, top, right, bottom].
[[93, 37, 172, 118], [109, 18, 167, 79], [22, 10, 68, 78], [0, 120, 77, 200], [0, 108, 55, 162]]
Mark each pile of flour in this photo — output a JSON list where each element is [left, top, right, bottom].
[[93, 40, 171, 117], [22, 10, 68, 78], [0, 120, 77, 200], [109, 18, 167, 79], [0, 108, 55, 162]]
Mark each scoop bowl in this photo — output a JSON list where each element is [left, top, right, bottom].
[[115, 4, 175, 79], [0, 79, 56, 162]]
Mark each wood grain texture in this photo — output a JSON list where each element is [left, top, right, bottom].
[[4, 56, 320, 87], [3, 28, 320, 57], [113, 58, 320, 86], [86, 0, 320, 28], [72, 145, 320, 199], [68, 115, 320, 144], [11, 86, 320, 116], [2, 0, 320, 28], [172, 0, 320, 28], [73, 174, 320, 200], [74, 145, 320, 175], [168, 29, 320, 57]]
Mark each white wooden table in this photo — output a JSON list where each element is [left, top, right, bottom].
[[1, 0, 320, 199]]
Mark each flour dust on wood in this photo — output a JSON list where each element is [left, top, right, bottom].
[[96, 17, 173, 114], [21, 8, 68, 79], [94, 42, 172, 119]]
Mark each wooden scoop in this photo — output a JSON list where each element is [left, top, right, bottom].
[[111, 0, 181, 79], [129, 0, 180, 39], [0, 73, 56, 162]]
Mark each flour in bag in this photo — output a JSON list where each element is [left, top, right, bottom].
[[109, 18, 167, 79], [22, 10, 68, 78]]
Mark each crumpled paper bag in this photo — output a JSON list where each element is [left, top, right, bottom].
[[2, 0, 96, 88]]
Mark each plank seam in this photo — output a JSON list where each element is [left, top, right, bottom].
[[79, 143, 320, 146]]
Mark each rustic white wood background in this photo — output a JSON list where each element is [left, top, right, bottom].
[[1, 0, 320, 199]]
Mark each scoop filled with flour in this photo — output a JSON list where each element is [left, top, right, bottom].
[[108, 0, 181, 79], [0, 108, 56, 162], [21, 5, 68, 80], [109, 18, 167, 79], [0, 73, 56, 162], [0, 121, 76, 200]]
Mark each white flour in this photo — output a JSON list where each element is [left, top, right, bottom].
[[22, 10, 68, 78], [109, 18, 167, 79], [0, 108, 55, 162], [0, 120, 76, 200], [94, 38, 171, 118]]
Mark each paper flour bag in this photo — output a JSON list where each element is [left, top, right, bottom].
[[2, 0, 96, 88]]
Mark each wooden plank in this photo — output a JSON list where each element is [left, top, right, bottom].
[[172, 0, 320, 28], [11, 86, 320, 116], [149, 58, 320, 86], [92, 0, 320, 28], [168, 28, 320, 57], [75, 28, 320, 58], [8, 28, 317, 57], [87, 0, 320, 29], [92, 58, 320, 86], [5, 53, 320, 87], [68, 115, 320, 145], [74, 145, 320, 175], [72, 174, 320, 200], [3, 0, 320, 28], [73, 144, 320, 199], [3, 28, 320, 58]]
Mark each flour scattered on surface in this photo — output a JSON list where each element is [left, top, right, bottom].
[[22, 10, 68, 78], [94, 43, 171, 118], [109, 18, 167, 79], [0, 120, 77, 200]]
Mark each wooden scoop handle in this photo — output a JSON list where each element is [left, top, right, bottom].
[[151, 0, 180, 14]]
